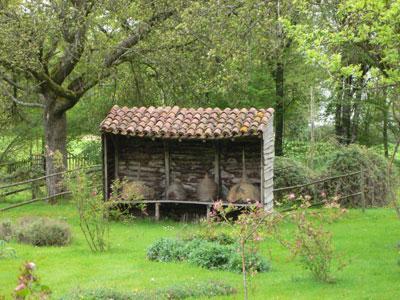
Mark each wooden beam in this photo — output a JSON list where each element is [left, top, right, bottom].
[[164, 141, 170, 199], [214, 141, 221, 198]]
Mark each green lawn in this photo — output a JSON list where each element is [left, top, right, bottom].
[[0, 202, 399, 299]]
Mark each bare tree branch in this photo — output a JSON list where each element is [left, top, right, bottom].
[[0, 82, 44, 108]]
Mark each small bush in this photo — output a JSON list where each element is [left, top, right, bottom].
[[61, 281, 236, 300], [16, 217, 71, 246], [0, 219, 13, 242], [147, 237, 270, 273], [227, 251, 270, 273], [0, 240, 16, 259], [187, 241, 232, 269], [147, 238, 186, 262]]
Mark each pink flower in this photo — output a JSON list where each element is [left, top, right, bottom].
[[320, 191, 327, 198], [15, 283, 26, 291], [26, 262, 36, 270], [213, 200, 223, 211], [91, 190, 97, 196], [288, 193, 296, 200]]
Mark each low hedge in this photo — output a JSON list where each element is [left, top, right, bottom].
[[60, 280, 236, 300], [147, 237, 270, 273]]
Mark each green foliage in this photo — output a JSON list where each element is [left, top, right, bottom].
[[0, 219, 13, 242], [274, 156, 316, 203], [67, 171, 110, 252], [182, 231, 235, 245], [325, 145, 391, 207], [16, 217, 71, 247], [147, 237, 269, 273], [61, 280, 236, 300], [282, 201, 348, 283], [0, 239, 16, 259], [13, 262, 51, 300]]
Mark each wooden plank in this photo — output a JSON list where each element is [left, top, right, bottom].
[[112, 199, 258, 207], [164, 141, 170, 199], [0, 165, 101, 190], [0, 191, 71, 212]]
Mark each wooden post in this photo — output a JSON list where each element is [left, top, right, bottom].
[[102, 134, 108, 200], [164, 141, 170, 199], [155, 202, 160, 221], [360, 167, 366, 212], [262, 116, 275, 212], [112, 136, 119, 180], [214, 141, 221, 199]]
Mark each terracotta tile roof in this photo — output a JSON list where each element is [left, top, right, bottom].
[[100, 105, 274, 139]]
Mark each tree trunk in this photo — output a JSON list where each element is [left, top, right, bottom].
[[383, 103, 389, 158], [43, 97, 68, 202], [274, 62, 284, 156]]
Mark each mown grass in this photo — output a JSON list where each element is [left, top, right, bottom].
[[0, 201, 399, 299]]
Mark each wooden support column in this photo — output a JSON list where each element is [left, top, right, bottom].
[[164, 141, 170, 199], [102, 134, 108, 200], [155, 202, 160, 221], [111, 136, 119, 180], [206, 204, 211, 219], [262, 116, 275, 212], [214, 141, 221, 199]]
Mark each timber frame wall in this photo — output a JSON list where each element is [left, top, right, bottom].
[[102, 117, 274, 211]]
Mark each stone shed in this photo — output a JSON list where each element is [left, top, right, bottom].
[[100, 105, 274, 218]]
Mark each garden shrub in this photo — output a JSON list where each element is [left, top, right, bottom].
[[61, 280, 236, 300], [325, 145, 391, 207], [0, 239, 16, 259], [274, 157, 316, 203], [147, 238, 186, 262], [187, 241, 232, 269], [147, 237, 270, 273], [16, 217, 71, 246], [183, 231, 235, 245], [0, 219, 13, 242]]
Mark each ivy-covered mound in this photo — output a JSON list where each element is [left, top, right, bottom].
[[147, 237, 270, 273], [324, 145, 392, 207], [274, 156, 316, 204]]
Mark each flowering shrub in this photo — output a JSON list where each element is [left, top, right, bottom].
[[281, 199, 348, 283], [13, 262, 51, 299], [67, 171, 111, 252], [207, 200, 277, 299]]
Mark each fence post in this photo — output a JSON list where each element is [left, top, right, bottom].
[[360, 167, 366, 212]]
